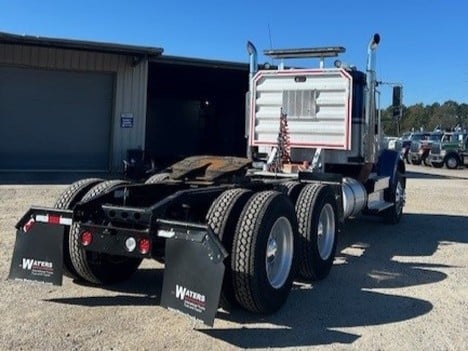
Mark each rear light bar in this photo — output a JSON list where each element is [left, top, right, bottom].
[[35, 214, 72, 226], [22, 214, 73, 232]]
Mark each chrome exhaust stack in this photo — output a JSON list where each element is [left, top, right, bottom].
[[247, 41, 258, 91], [246, 41, 258, 159], [364, 33, 381, 163]]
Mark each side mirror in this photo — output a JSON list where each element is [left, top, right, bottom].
[[392, 86, 403, 118]]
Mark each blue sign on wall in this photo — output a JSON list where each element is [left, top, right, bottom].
[[121, 113, 134, 128]]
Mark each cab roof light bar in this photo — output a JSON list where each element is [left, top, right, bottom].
[[263, 46, 345, 59]]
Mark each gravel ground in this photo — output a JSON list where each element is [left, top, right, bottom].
[[0, 165, 467, 351]]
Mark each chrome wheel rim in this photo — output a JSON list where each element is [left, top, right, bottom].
[[265, 217, 294, 289], [395, 179, 405, 215], [446, 157, 457, 169], [317, 204, 335, 260]]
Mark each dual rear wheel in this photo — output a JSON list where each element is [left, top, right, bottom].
[[55, 179, 142, 285], [56, 178, 339, 314], [208, 183, 338, 314]]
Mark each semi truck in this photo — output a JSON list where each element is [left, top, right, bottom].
[[427, 131, 468, 169], [9, 33, 405, 326], [408, 132, 443, 165]]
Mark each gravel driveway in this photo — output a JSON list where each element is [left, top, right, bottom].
[[0, 165, 466, 350]]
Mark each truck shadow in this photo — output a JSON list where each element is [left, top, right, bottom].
[[0, 172, 116, 185], [47, 212, 466, 348], [47, 269, 165, 306], [406, 170, 450, 180], [405, 169, 468, 180], [199, 213, 466, 348]]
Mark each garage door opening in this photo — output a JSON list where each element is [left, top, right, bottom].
[[146, 60, 248, 168], [0, 66, 114, 171]]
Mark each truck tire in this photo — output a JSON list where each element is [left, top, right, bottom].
[[296, 184, 338, 281], [383, 172, 405, 224], [69, 180, 142, 285], [445, 154, 460, 169], [232, 191, 297, 314], [411, 159, 421, 165], [54, 178, 103, 279], [278, 181, 304, 205], [145, 173, 170, 184], [432, 161, 444, 168], [206, 188, 253, 309], [403, 149, 410, 164]]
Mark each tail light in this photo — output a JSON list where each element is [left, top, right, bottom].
[[81, 231, 93, 246], [138, 238, 151, 254]]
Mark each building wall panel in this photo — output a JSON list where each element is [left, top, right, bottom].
[[0, 43, 148, 172]]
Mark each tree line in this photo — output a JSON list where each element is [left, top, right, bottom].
[[381, 100, 468, 136]]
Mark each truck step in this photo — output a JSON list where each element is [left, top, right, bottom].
[[367, 201, 394, 212], [366, 175, 390, 193]]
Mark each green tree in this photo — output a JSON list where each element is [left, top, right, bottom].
[[381, 100, 466, 136]]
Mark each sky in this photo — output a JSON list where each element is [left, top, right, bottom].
[[0, 0, 467, 107]]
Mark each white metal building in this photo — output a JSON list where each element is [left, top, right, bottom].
[[0, 32, 250, 176], [0, 32, 162, 173]]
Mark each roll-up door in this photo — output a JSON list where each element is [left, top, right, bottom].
[[0, 66, 114, 171]]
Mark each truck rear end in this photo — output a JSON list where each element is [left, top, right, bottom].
[[10, 158, 249, 325], [9, 34, 406, 326]]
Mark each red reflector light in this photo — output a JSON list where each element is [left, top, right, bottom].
[[81, 231, 93, 246], [138, 238, 151, 254], [48, 215, 60, 224]]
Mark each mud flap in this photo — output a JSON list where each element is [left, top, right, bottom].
[[9, 223, 64, 285], [160, 221, 227, 326]]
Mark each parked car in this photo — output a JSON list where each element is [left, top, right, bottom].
[[428, 132, 468, 169], [408, 132, 443, 165]]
